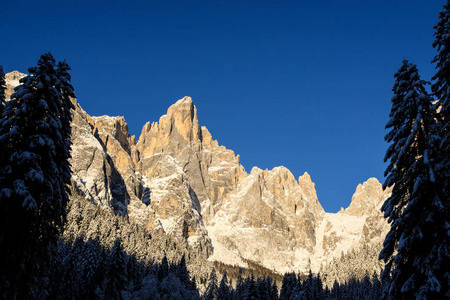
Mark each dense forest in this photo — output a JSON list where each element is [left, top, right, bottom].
[[0, 1, 449, 299]]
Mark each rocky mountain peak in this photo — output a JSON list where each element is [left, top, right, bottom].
[[298, 172, 323, 215], [343, 177, 390, 216], [299, 171, 312, 183], [4, 71, 27, 100], [5, 70, 26, 81], [135, 96, 201, 160]]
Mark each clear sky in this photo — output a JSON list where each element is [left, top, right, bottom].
[[0, 0, 444, 212]]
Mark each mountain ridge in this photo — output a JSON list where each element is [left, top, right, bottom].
[[4, 71, 390, 275]]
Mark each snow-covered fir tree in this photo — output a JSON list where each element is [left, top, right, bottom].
[[330, 280, 340, 299], [0, 53, 74, 298], [234, 268, 246, 297], [78, 237, 104, 299], [381, 59, 443, 299], [431, 2, 450, 298], [217, 272, 231, 300], [204, 268, 219, 300], [242, 274, 260, 300], [54, 60, 75, 223], [0, 65, 6, 229], [105, 238, 128, 299], [0, 65, 5, 114], [175, 254, 189, 286], [371, 271, 382, 300], [158, 254, 170, 281], [279, 272, 296, 300], [255, 277, 271, 300], [268, 276, 279, 300], [432, 1, 450, 126]]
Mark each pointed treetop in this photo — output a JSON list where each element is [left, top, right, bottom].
[[0, 65, 5, 114]]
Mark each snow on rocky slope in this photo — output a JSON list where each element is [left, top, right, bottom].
[[5, 71, 391, 274]]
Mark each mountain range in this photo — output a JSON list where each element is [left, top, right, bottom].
[[5, 71, 391, 275]]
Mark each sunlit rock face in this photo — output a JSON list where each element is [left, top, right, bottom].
[[135, 97, 247, 225], [4, 71, 26, 100], [5, 72, 390, 274], [341, 178, 392, 250], [344, 178, 390, 217], [70, 97, 214, 255], [207, 166, 326, 273]]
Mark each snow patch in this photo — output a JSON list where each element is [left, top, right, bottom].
[[206, 224, 248, 268]]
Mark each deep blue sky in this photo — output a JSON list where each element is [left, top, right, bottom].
[[1, 1, 444, 212]]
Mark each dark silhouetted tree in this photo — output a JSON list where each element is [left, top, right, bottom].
[[242, 274, 258, 300], [105, 238, 128, 299], [158, 254, 169, 281], [0, 65, 5, 114], [381, 59, 443, 299], [432, 1, 450, 126], [430, 2, 450, 298], [279, 272, 296, 300], [177, 254, 191, 288], [0, 53, 74, 298], [218, 272, 231, 300], [204, 268, 219, 300]]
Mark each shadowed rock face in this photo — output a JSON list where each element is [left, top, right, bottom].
[[5, 72, 391, 273], [70, 100, 132, 215]]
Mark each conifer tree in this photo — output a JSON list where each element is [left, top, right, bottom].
[[242, 274, 259, 300], [331, 280, 340, 299], [362, 271, 372, 298], [158, 254, 169, 281], [430, 2, 450, 298], [0, 65, 5, 114], [268, 277, 278, 300], [0, 65, 6, 224], [372, 271, 382, 300], [432, 1, 450, 125], [105, 238, 128, 299], [126, 254, 142, 292], [432, 1, 450, 208], [303, 269, 314, 300], [256, 277, 270, 300], [235, 268, 246, 298], [47, 240, 65, 298], [279, 272, 296, 300], [381, 59, 443, 299], [0, 53, 74, 298], [177, 254, 192, 289], [79, 238, 102, 299], [218, 272, 231, 300], [54, 60, 75, 222], [61, 236, 84, 299], [315, 272, 324, 299], [204, 268, 219, 300]]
